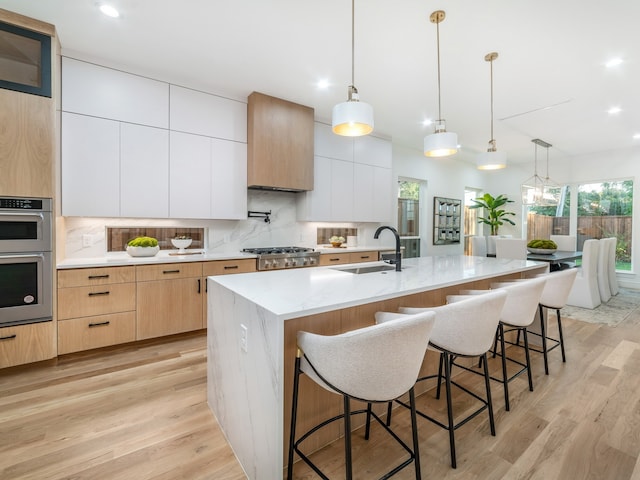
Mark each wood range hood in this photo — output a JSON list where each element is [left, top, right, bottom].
[[247, 91, 314, 192]]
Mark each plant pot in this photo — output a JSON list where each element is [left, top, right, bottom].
[[126, 245, 160, 257]]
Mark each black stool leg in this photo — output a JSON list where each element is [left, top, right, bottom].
[[481, 352, 496, 436], [436, 352, 444, 399], [523, 328, 534, 391], [498, 323, 510, 411], [365, 402, 372, 440], [385, 401, 393, 427], [287, 357, 302, 480], [443, 352, 457, 468], [539, 304, 550, 375], [409, 387, 422, 480], [344, 396, 353, 480], [557, 308, 567, 362]]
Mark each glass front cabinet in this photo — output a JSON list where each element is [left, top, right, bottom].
[[433, 197, 461, 245]]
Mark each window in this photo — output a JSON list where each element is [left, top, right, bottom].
[[527, 180, 632, 271], [397, 180, 421, 258]]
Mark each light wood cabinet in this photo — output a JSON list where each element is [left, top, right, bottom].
[[136, 263, 203, 340], [247, 91, 314, 191], [319, 251, 379, 266], [0, 322, 56, 369], [57, 266, 136, 354]]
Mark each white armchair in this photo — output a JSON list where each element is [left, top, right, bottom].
[[596, 238, 612, 303], [495, 238, 527, 260], [471, 236, 487, 257]]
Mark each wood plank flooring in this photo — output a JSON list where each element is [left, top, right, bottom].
[[2, 306, 640, 479]]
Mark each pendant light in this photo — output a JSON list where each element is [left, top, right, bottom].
[[424, 10, 458, 157], [477, 52, 507, 170], [332, 0, 374, 136], [521, 138, 559, 206]]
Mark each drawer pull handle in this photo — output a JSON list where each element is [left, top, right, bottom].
[[224, 265, 239, 270], [198, 278, 201, 294], [88, 291, 110, 297], [329, 258, 340, 261], [163, 269, 180, 274], [0, 334, 17, 341], [360, 255, 370, 259], [88, 274, 110, 279], [88, 321, 110, 328]]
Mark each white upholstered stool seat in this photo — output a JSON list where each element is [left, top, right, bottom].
[[448, 277, 547, 411], [287, 311, 435, 480], [377, 290, 507, 469], [566, 239, 600, 309]]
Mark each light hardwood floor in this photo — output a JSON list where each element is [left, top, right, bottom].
[[2, 307, 640, 479]]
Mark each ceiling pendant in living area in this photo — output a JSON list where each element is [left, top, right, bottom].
[[521, 138, 561, 206]]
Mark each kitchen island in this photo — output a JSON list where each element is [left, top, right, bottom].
[[206, 255, 548, 479]]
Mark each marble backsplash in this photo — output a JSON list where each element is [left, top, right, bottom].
[[61, 190, 383, 259]]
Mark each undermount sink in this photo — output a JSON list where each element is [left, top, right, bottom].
[[333, 264, 398, 274]]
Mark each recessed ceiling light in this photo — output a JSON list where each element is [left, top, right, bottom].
[[605, 57, 623, 68], [608, 106, 622, 115], [634, 133, 640, 139], [422, 119, 433, 127], [99, 4, 120, 18], [316, 79, 329, 90]]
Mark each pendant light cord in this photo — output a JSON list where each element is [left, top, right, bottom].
[[435, 18, 442, 120], [351, 0, 355, 88], [489, 57, 494, 142]]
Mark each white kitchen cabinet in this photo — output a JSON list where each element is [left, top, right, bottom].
[[314, 122, 353, 161], [120, 124, 169, 218], [61, 57, 169, 129], [354, 134, 392, 168], [61, 112, 120, 217], [298, 122, 393, 223], [170, 85, 247, 142], [169, 132, 247, 220], [169, 131, 212, 219], [211, 139, 247, 219]]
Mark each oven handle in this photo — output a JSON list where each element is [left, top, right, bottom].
[[0, 253, 45, 260], [0, 211, 44, 218]]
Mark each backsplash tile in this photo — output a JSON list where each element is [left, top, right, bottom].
[[107, 227, 205, 252]]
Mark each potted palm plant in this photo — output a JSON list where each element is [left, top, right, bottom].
[[469, 193, 516, 235]]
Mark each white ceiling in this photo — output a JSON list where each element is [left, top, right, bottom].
[[3, 0, 640, 168]]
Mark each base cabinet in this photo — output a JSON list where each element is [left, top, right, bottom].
[[319, 251, 380, 266], [136, 263, 203, 340], [0, 322, 56, 369]]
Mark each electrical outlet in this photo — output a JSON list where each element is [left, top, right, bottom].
[[240, 324, 248, 353], [82, 234, 92, 247]]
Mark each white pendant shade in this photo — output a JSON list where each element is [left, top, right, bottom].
[[477, 150, 507, 170], [332, 100, 374, 136], [424, 131, 458, 157]]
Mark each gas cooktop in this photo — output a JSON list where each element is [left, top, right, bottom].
[[242, 246, 320, 270]]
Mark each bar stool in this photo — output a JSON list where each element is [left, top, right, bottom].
[[448, 277, 547, 411], [287, 311, 435, 480], [378, 290, 507, 468], [529, 268, 578, 374]]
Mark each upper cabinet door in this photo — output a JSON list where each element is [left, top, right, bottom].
[[170, 85, 247, 142], [314, 122, 353, 161], [169, 131, 212, 219], [354, 135, 392, 168], [211, 139, 247, 220], [120, 124, 169, 218], [62, 57, 169, 128], [61, 112, 120, 217]]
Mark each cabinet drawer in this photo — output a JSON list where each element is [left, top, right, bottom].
[[58, 283, 136, 320], [319, 253, 352, 266], [58, 266, 136, 288], [203, 258, 257, 276], [349, 251, 379, 263], [58, 312, 136, 355], [136, 262, 203, 282], [0, 322, 56, 368]]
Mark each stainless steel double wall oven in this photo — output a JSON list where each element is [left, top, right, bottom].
[[0, 197, 53, 326]]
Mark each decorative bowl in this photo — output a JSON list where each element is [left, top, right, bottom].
[[331, 242, 343, 248], [126, 245, 160, 257], [528, 248, 557, 255], [171, 238, 193, 252]]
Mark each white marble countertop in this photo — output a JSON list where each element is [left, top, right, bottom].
[[57, 250, 258, 269], [209, 255, 546, 320], [56, 245, 395, 269]]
